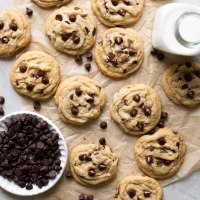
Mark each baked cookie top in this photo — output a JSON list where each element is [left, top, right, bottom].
[[54, 76, 106, 125], [45, 6, 97, 56], [70, 141, 118, 186], [0, 9, 31, 58], [114, 176, 162, 200], [90, 0, 145, 27], [110, 84, 161, 135], [135, 127, 186, 179], [162, 62, 200, 107], [10, 51, 60, 100], [95, 28, 144, 78], [32, 0, 72, 8]]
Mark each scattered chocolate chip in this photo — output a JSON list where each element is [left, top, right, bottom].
[[130, 109, 138, 117], [99, 138, 106, 145], [144, 190, 151, 197], [187, 91, 195, 99], [88, 168, 95, 177], [144, 107, 151, 116], [0, 20, 4, 30], [9, 22, 18, 31], [55, 14, 63, 21], [75, 55, 83, 64], [0, 96, 5, 105], [157, 119, 164, 128], [98, 164, 107, 171], [42, 76, 49, 84], [133, 94, 140, 102], [118, 9, 126, 16], [114, 37, 123, 45], [69, 14, 76, 22], [26, 8, 33, 16], [161, 112, 168, 120], [86, 52, 93, 61], [73, 35, 80, 44], [146, 155, 153, 164], [185, 61, 192, 68], [150, 48, 158, 56], [19, 64, 27, 73], [33, 101, 41, 111], [75, 89, 82, 96], [84, 63, 91, 72], [128, 189, 136, 198], [2, 36, 9, 44], [137, 122, 144, 131], [71, 107, 79, 115], [26, 84, 34, 91], [111, 0, 119, 6], [0, 107, 4, 116], [66, 170, 73, 178], [100, 121, 107, 129], [157, 53, 165, 61]]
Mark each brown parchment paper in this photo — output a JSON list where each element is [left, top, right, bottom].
[[12, 0, 200, 199]]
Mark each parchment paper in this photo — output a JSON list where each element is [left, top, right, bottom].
[[12, 0, 200, 199]]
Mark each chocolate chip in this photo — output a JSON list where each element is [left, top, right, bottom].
[[161, 112, 168, 119], [9, 22, 18, 31], [69, 14, 76, 22], [37, 141, 44, 149], [0, 20, 4, 30], [26, 183, 33, 190], [157, 119, 164, 128], [187, 91, 195, 99], [66, 170, 73, 178], [85, 27, 90, 34], [87, 195, 94, 200], [48, 170, 56, 178], [150, 48, 158, 56], [176, 142, 180, 148], [114, 37, 123, 45], [86, 52, 93, 61], [133, 94, 140, 102], [2, 36, 9, 44], [156, 158, 164, 165], [184, 73, 193, 82], [185, 61, 192, 68], [79, 194, 87, 200], [144, 190, 151, 197], [0, 96, 5, 105], [108, 52, 115, 61], [33, 101, 41, 111], [100, 121, 107, 129], [130, 109, 138, 117], [146, 155, 153, 164], [137, 122, 144, 131], [98, 164, 107, 171], [71, 107, 79, 115], [144, 107, 151, 116], [129, 48, 137, 56], [79, 154, 86, 161], [128, 189, 136, 198], [111, 0, 119, 6], [124, 0, 131, 6], [92, 28, 96, 36], [157, 53, 165, 61], [158, 138, 166, 145], [148, 129, 156, 135], [99, 138, 106, 145], [164, 160, 171, 166], [194, 70, 200, 77], [88, 169, 95, 177], [73, 35, 80, 44], [42, 76, 49, 84], [75, 89, 82, 96], [85, 155, 92, 162], [84, 63, 91, 72], [26, 8, 33, 16], [26, 84, 34, 91], [55, 14, 63, 21], [118, 9, 126, 16], [86, 97, 94, 104], [61, 33, 70, 42], [75, 55, 83, 64], [19, 64, 27, 73]]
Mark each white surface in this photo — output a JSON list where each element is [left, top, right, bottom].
[[0, 0, 200, 199], [0, 112, 68, 196]]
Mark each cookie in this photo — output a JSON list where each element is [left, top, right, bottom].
[[45, 6, 97, 56], [70, 141, 118, 186], [135, 127, 186, 179], [0, 9, 31, 58], [114, 175, 162, 200], [90, 0, 145, 27], [162, 61, 200, 107], [10, 51, 60, 101], [110, 84, 161, 135], [32, 0, 72, 8], [54, 76, 106, 125], [95, 28, 144, 78]]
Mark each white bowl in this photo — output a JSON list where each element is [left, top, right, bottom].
[[0, 111, 68, 196]]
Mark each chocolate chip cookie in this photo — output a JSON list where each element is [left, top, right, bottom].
[[10, 51, 60, 100], [45, 6, 97, 56], [70, 141, 118, 186], [90, 0, 145, 27], [95, 28, 144, 78], [162, 62, 200, 107], [135, 127, 186, 179], [32, 0, 72, 8], [114, 175, 162, 200], [110, 84, 161, 135], [54, 76, 106, 125], [0, 9, 31, 58]]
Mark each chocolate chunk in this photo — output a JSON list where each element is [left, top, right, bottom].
[[144, 190, 151, 197], [161, 112, 168, 119], [33, 101, 41, 111], [114, 37, 123, 45], [0, 96, 5, 105], [0, 20, 4, 30], [158, 138, 166, 145], [75, 89, 82, 96], [118, 9, 126, 16], [73, 35, 80, 44], [130, 109, 138, 117], [84, 63, 91, 72], [26, 84, 34, 91], [111, 0, 119, 6], [100, 121, 107, 129], [61, 33, 70, 42], [19, 64, 27, 73], [26, 8, 33, 16], [88, 169, 95, 177], [128, 189, 136, 198], [71, 107, 79, 115], [129, 48, 137, 56], [146, 155, 153, 164], [75, 55, 83, 64], [185, 61, 192, 68], [157, 53, 165, 61], [69, 14, 76, 22], [184, 73, 193, 82], [187, 91, 195, 99], [98, 164, 107, 171], [144, 107, 151, 116], [42, 76, 49, 84], [150, 48, 158, 56], [99, 138, 106, 145], [137, 122, 144, 131], [9, 22, 18, 31], [2, 36, 9, 44], [133, 94, 140, 102], [108, 52, 115, 61], [86, 52, 93, 61], [55, 14, 63, 21], [66, 170, 73, 178]]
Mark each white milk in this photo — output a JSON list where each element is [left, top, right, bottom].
[[152, 3, 200, 56]]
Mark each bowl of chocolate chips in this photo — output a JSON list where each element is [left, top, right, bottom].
[[0, 111, 67, 196]]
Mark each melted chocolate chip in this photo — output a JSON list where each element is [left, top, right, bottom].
[[71, 107, 79, 115], [118, 9, 126, 16], [128, 190, 136, 198], [144, 107, 151, 116], [187, 91, 195, 99], [79, 154, 86, 161], [55, 14, 63, 21], [75, 89, 82, 96], [99, 138, 106, 145], [124, 0, 131, 6], [133, 94, 140, 102], [73, 35, 80, 44], [100, 121, 107, 129], [26, 84, 34, 91], [146, 155, 153, 164], [0, 20, 4, 30], [130, 109, 138, 117], [158, 138, 166, 145], [42, 76, 49, 84], [98, 164, 107, 171], [2, 36, 9, 44], [144, 190, 151, 197], [137, 122, 144, 131], [26, 8, 33, 16], [61, 33, 70, 42], [129, 48, 137, 56], [69, 14, 76, 22], [184, 73, 193, 82], [114, 37, 123, 45], [111, 0, 119, 6], [19, 64, 27, 73], [9, 22, 18, 31], [88, 169, 95, 177]]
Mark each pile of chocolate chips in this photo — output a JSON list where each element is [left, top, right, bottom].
[[75, 52, 93, 72], [0, 114, 62, 190]]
